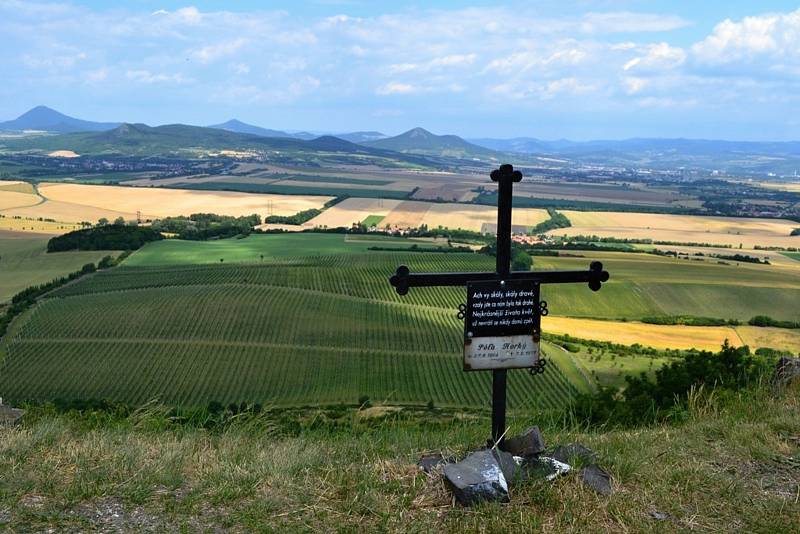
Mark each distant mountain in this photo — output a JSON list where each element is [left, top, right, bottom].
[[364, 127, 499, 159], [336, 131, 387, 143], [0, 106, 119, 133], [468, 136, 800, 173], [208, 119, 294, 139], [1, 123, 434, 166]]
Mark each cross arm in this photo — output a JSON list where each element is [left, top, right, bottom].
[[389, 261, 610, 295]]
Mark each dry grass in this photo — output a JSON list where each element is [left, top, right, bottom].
[[0, 388, 797, 532], [380, 201, 432, 229], [553, 210, 800, 249]]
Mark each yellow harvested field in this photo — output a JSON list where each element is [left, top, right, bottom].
[[759, 181, 800, 193], [13, 183, 333, 223], [0, 217, 83, 234], [0, 190, 41, 210], [381, 201, 431, 228], [3, 199, 138, 225], [306, 198, 402, 228], [422, 204, 549, 232], [309, 198, 550, 232], [552, 210, 800, 249], [736, 326, 800, 354], [543, 316, 743, 351]]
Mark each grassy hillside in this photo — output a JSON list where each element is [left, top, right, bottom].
[[0, 234, 112, 302], [1, 386, 797, 531]]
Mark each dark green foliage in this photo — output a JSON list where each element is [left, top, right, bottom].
[[572, 342, 773, 426], [151, 213, 261, 240], [47, 224, 162, 252], [791, 228, 800, 236], [714, 253, 770, 264], [529, 208, 571, 234], [641, 315, 740, 327], [748, 315, 800, 329], [265, 208, 322, 225], [511, 249, 533, 271]]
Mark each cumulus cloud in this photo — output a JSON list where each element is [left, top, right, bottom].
[[692, 9, 800, 66], [376, 82, 419, 95], [191, 38, 247, 64]]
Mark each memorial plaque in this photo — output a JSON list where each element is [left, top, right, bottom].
[[463, 279, 540, 371]]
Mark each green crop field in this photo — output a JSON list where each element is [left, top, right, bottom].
[[783, 252, 800, 261], [0, 255, 580, 409], [124, 233, 443, 266], [3, 236, 799, 409], [0, 234, 112, 303]]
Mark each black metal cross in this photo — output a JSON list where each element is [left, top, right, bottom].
[[389, 163, 610, 449]]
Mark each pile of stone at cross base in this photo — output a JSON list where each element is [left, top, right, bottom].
[[417, 427, 613, 506]]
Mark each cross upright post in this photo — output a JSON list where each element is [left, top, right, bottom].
[[389, 163, 609, 449], [489, 163, 522, 446]]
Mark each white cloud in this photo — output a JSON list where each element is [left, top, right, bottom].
[[623, 43, 686, 72], [126, 69, 187, 84], [376, 82, 418, 95], [581, 12, 691, 34], [692, 9, 800, 66], [191, 38, 247, 64]]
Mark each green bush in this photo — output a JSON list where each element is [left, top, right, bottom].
[[571, 342, 773, 427]]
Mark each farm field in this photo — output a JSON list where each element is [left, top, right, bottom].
[[550, 210, 800, 249], [0, 264, 580, 409], [1, 182, 332, 224], [3, 238, 800, 408], [543, 316, 742, 351], [0, 233, 113, 302], [124, 233, 446, 266], [306, 197, 549, 232], [0, 217, 83, 234]]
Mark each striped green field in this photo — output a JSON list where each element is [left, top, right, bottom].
[[3, 236, 799, 409], [0, 251, 580, 409]]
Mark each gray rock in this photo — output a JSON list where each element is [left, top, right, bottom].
[[521, 456, 571, 481], [504, 426, 546, 457], [580, 464, 613, 495], [443, 450, 509, 505], [417, 453, 453, 474], [550, 443, 597, 466], [773, 356, 800, 387], [493, 449, 522, 483]]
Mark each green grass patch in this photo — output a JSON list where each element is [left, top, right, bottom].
[[124, 233, 442, 266], [782, 251, 800, 261], [0, 235, 112, 303], [361, 215, 385, 227]]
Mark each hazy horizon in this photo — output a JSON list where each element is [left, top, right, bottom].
[[3, 1, 800, 141]]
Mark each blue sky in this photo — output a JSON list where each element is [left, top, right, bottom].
[[2, 1, 800, 140]]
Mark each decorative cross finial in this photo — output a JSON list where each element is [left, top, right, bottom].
[[490, 163, 522, 183]]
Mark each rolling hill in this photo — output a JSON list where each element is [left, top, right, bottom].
[[364, 127, 500, 160], [208, 119, 294, 139], [0, 123, 440, 167], [0, 106, 119, 133]]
